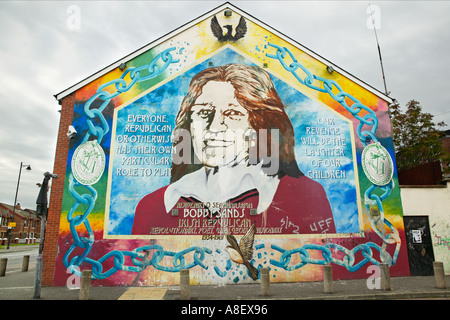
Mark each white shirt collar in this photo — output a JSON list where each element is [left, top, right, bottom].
[[164, 164, 279, 214]]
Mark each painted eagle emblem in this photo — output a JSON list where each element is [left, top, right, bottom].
[[225, 223, 259, 280], [211, 15, 247, 42]]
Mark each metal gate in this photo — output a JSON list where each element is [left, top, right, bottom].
[[403, 216, 435, 276]]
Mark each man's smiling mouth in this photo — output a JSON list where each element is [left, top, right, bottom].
[[204, 139, 234, 147]]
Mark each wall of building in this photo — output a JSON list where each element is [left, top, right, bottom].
[[45, 6, 411, 287], [42, 92, 75, 285], [400, 185, 450, 273]]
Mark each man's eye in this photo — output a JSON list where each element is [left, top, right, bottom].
[[196, 108, 214, 118], [223, 109, 244, 118]]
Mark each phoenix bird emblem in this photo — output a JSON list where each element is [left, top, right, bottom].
[[211, 15, 247, 42], [225, 223, 259, 280]]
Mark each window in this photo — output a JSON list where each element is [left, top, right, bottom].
[[0, 217, 8, 227]]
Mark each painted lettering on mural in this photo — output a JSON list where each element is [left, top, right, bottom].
[[303, 117, 349, 180], [115, 113, 172, 177]]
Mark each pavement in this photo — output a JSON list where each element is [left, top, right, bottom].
[[1, 245, 450, 302]]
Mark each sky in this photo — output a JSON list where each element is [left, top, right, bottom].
[[1, 0, 449, 210]]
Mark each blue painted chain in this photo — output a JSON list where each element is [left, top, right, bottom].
[[265, 43, 401, 271], [81, 47, 180, 144], [63, 47, 213, 279], [265, 43, 379, 148]]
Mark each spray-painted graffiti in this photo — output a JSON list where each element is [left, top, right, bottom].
[[55, 6, 410, 286], [435, 235, 450, 248]]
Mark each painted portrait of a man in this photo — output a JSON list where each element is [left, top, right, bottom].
[[131, 63, 336, 235]]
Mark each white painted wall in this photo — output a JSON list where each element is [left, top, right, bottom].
[[400, 185, 450, 274]]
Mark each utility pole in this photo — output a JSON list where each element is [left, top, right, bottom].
[[6, 162, 31, 249], [368, 3, 389, 96], [33, 172, 58, 299]]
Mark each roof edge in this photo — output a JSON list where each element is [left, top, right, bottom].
[[54, 1, 393, 104]]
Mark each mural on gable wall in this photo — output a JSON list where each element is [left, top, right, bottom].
[[54, 8, 410, 286]]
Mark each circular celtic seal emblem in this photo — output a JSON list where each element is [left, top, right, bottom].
[[72, 141, 105, 185], [362, 142, 393, 186]]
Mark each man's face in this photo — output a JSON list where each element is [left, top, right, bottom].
[[190, 81, 251, 168]]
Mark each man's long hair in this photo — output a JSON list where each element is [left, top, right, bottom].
[[171, 63, 303, 183]]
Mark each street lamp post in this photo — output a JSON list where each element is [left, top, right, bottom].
[[6, 162, 31, 249], [33, 171, 58, 299]]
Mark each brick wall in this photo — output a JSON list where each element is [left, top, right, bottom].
[[42, 93, 75, 286]]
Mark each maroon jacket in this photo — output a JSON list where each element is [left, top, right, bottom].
[[132, 175, 335, 236]]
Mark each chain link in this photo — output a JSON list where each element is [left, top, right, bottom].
[[266, 43, 379, 148]]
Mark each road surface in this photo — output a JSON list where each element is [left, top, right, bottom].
[[0, 247, 38, 273]]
